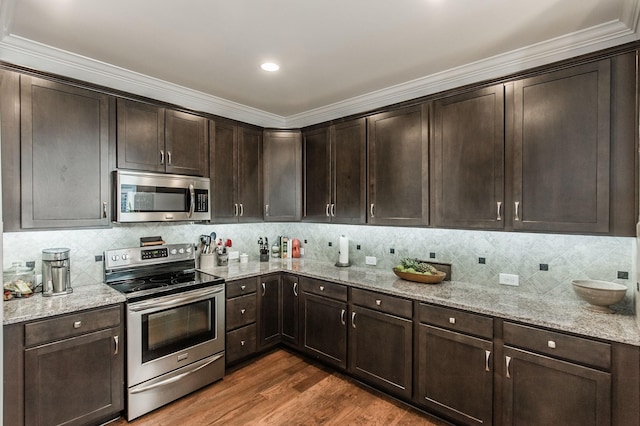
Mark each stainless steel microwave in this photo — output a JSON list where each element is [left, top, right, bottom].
[[113, 170, 210, 222]]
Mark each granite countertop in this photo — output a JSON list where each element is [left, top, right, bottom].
[[200, 258, 640, 347], [3, 283, 126, 325]]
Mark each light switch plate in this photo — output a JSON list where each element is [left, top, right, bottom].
[[365, 256, 377, 266], [499, 273, 519, 286]]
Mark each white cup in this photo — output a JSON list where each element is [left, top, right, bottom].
[[200, 253, 215, 269], [240, 253, 249, 264]]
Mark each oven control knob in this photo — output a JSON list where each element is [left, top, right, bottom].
[[186, 247, 192, 254], [179, 248, 185, 254], [122, 254, 129, 260], [111, 255, 119, 261], [170, 249, 178, 255]]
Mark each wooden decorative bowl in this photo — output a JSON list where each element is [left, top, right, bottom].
[[393, 268, 446, 284]]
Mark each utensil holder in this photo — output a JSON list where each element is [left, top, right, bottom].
[[200, 253, 215, 269]]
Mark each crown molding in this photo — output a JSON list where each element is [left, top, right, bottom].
[[0, 3, 637, 129]]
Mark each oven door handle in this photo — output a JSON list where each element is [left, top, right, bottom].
[[128, 286, 224, 312], [129, 353, 224, 394]]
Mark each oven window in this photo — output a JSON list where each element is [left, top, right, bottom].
[[142, 300, 215, 363]]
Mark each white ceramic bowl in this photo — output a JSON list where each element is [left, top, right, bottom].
[[571, 279, 627, 313]]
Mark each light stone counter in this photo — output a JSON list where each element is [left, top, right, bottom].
[[201, 258, 640, 347], [3, 283, 126, 325]]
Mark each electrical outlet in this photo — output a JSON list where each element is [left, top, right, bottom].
[[499, 273, 519, 286], [365, 256, 377, 266]]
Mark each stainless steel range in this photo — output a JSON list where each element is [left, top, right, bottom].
[[104, 243, 225, 421]]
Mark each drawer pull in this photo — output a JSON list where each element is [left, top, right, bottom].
[[548, 340, 556, 349], [375, 299, 382, 306], [485, 350, 491, 372], [114, 335, 119, 356], [241, 285, 246, 291], [449, 317, 456, 324], [73, 321, 82, 329], [293, 282, 298, 297], [351, 312, 357, 328], [319, 285, 325, 291], [505, 356, 512, 379], [340, 309, 346, 325], [240, 340, 246, 347], [241, 309, 246, 315]]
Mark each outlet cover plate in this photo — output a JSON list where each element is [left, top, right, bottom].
[[365, 256, 377, 266], [499, 273, 520, 286]]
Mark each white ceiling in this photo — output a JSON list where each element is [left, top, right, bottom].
[[0, 0, 638, 128]]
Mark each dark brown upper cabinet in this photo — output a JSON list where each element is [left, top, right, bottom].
[[209, 120, 263, 223], [432, 85, 505, 230], [368, 104, 429, 226], [20, 75, 112, 229], [511, 60, 611, 234], [263, 129, 302, 221], [303, 118, 366, 224], [117, 99, 207, 176]]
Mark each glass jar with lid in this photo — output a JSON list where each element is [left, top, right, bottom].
[[3, 262, 36, 299]]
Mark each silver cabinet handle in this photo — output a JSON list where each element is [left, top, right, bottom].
[[240, 285, 246, 292], [485, 350, 491, 372], [114, 335, 119, 355], [160, 149, 165, 165], [326, 204, 331, 217], [340, 309, 346, 325], [241, 309, 246, 315], [319, 285, 325, 291], [261, 282, 266, 296], [506, 356, 512, 379], [449, 317, 456, 324], [514, 201, 520, 221], [375, 300, 381, 306], [239, 203, 244, 217], [370, 203, 375, 218], [331, 203, 336, 217], [167, 150, 172, 165], [73, 321, 82, 329], [496, 201, 502, 221], [265, 204, 269, 216], [293, 282, 298, 297], [103, 201, 108, 218], [234, 203, 238, 217], [240, 340, 246, 346], [548, 340, 556, 349], [351, 312, 357, 328]]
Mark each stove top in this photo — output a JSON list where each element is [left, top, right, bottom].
[[104, 243, 224, 302]]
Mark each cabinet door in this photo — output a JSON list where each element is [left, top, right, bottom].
[[301, 291, 347, 370], [24, 327, 123, 426], [332, 118, 367, 224], [512, 60, 611, 233], [210, 120, 238, 222], [21, 76, 111, 228], [503, 346, 611, 426], [303, 126, 331, 222], [116, 98, 165, 172], [263, 130, 302, 221], [165, 109, 207, 176], [433, 85, 504, 230], [349, 305, 412, 399], [237, 126, 263, 222], [281, 274, 299, 347], [368, 104, 428, 226], [258, 275, 281, 348], [417, 324, 493, 425]]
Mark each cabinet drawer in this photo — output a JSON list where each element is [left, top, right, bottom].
[[300, 277, 347, 302], [226, 324, 257, 364], [503, 322, 611, 370], [351, 288, 412, 319], [25, 305, 121, 347], [226, 278, 257, 299], [419, 303, 493, 339], [226, 294, 257, 331]]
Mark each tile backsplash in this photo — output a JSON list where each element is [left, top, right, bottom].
[[3, 222, 633, 300]]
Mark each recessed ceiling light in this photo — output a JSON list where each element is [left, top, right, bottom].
[[261, 62, 280, 72]]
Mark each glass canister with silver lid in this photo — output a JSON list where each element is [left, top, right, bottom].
[[42, 248, 72, 296]]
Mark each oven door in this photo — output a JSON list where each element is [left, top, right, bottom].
[[127, 284, 225, 387]]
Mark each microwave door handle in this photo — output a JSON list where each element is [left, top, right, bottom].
[[188, 184, 195, 218]]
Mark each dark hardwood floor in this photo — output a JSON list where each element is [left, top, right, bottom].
[[110, 349, 448, 425]]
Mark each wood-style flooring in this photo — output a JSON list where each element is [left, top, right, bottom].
[[110, 349, 449, 425]]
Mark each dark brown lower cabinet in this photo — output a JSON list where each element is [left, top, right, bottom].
[[417, 324, 493, 425], [258, 274, 282, 349], [281, 274, 299, 347], [502, 346, 611, 426], [300, 278, 347, 370], [349, 305, 412, 399]]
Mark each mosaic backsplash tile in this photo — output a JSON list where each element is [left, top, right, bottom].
[[3, 222, 634, 301]]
